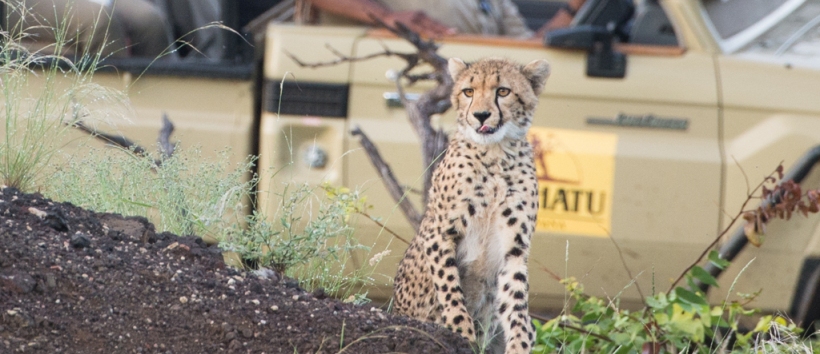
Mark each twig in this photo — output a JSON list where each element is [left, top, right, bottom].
[[532, 258, 562, 282], [158, 113, 175, 159], [72, 120, 146, 156], [337, 325, 449, 354], [557, 322, 615, 343], [667, 167, 780, 293], [288, 15, 452, 221], [351, 126, 422, 231], [284, 45, 415, 69], [356, 209, 411, 245], [72, 115, 176, 168], [608, 236, 646, 302]]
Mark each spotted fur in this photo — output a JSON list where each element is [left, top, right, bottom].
[[393, 57, 550, 353]]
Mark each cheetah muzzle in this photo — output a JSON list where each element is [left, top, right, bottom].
[[393, 57, 550, 354]]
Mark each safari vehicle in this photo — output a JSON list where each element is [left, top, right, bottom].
[[13, 0, 820, 328]]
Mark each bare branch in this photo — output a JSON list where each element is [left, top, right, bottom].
[[667, 165, 786, 293], [356, 210, 411, 245], [288, 17, 452, 223], [607, 236, 646, 302], [284, 46, 415, 69], [351, 126, 422, 231], [72, 120, 147, 156], [72, 115, 177, 168], [158, 113, 175, 159], [404, 72, 438, 85]]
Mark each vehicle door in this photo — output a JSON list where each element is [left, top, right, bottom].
[[701, 0, 820, 313]]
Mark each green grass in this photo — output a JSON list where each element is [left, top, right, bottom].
[[45, 144, 383, 300], [0, 1, 128, 191]]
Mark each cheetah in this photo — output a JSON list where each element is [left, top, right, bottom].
[[393, 57, 549, 353]]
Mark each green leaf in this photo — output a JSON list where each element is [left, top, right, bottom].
[[675, 287, 708, 306], [645, 295, 666, 309], [691, 266, 719, 287], [708, 250, 730, 269], [686, 275, 699, 293]]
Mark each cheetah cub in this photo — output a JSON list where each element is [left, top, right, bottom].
[[393, 57, 549, 353]]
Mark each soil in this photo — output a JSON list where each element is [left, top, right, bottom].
[[0, 187, 471, 354]]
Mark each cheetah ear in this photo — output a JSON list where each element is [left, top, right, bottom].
[[522, 59, 550, 96], [448, 58, 468, 82]]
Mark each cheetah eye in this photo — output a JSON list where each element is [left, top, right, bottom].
[[462, 88, 474, 97], [497, 87, 511, 97]]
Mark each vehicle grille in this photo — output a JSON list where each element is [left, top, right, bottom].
[[264, 81, 349, 118]]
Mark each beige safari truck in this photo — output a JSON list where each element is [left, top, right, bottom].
[[10, 0, 820, 328]]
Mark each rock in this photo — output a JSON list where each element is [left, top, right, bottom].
[[99, 215, 156, 243], [45, 210, 69, 232], [311, 288, 327, 300], [45, 273, 56, 289], [284, 279, 300, 289], [70, 233, 91, 249], [252, 268, 279, 282], [1, 272, 35, 293]]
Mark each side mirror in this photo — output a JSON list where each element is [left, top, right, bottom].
[[545, 25, 626, 79]]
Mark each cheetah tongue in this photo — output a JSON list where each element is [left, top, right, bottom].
[[478, 125, 495, 134]]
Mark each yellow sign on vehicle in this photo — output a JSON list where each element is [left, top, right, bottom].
[[527, 127, 618, 237]]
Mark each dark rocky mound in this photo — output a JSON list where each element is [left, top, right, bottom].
[[0, 187, 470, 353]]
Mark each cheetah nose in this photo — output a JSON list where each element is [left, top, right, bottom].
[[472, 111, 491, 124]]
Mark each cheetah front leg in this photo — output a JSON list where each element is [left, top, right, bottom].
[[495, 219, 535, 353], [424, 228, 476, 342]]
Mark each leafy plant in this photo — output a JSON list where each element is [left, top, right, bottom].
[[533, 164, 820, 353], [219, 183, 378, 298], [534, 259, 803, 353]]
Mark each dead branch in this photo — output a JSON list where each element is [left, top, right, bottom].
[[371, 19, 453, 205], [158, 113, 176, 159], [72, 114, 176, 167], [72, 120, 147, 156], [284, 43, 415, 69], [352, 126, 422, 231], [356, 209, 411, 245]]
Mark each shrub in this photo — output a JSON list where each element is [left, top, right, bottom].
[[219, 183, 377, 299]]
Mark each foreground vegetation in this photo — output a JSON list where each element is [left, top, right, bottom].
[[532, 166, 820, 353]]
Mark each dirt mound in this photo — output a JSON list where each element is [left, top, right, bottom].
[[0, 187, 470, 353]]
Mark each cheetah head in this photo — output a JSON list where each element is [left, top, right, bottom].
[[448, 57, 550, 145]]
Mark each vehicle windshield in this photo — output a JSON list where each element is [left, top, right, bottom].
[[701, 0, 806, 53]]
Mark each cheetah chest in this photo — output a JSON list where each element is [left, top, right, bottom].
[[446, 151, 536, 287]]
